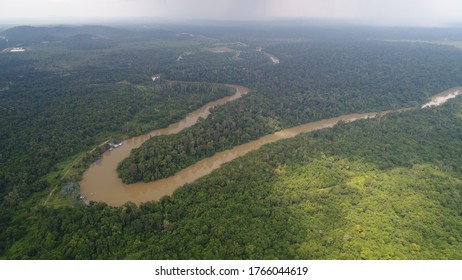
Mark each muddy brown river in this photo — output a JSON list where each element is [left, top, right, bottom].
[[80, 86, 462, 206]]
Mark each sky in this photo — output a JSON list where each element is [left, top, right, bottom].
[[1, 0, 462, 27]]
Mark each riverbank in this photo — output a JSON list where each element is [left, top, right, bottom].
[[80, 86, 462, 206], [422, 88, 462, 108], [79, 84, 250, 206]]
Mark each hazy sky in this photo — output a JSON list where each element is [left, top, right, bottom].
[[1, 0, 462, 26]]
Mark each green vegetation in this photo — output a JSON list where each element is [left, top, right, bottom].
[[2, 24, 462, 259], [119, 40, 462, 183], [5, 94, 462, 259], [0, 65, 233, 195], [0, 26, 234, 254]]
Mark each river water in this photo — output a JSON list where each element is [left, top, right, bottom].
[[421, 88, 462, 108], [80, 86, 462, 206]]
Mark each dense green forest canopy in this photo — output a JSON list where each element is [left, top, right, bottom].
[[2, 23, 462, 259], [119, 38, 462, 183], [5, 89, 462, 259]]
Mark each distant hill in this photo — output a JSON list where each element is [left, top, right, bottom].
[[2, 25, 132, 44], [1, 25, 183, 46]]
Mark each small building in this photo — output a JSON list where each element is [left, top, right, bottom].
[[10, 47, 25, 52], [107, 141, 123, 149], [1, 47, 25, 53], [152, 73, 161, 81]]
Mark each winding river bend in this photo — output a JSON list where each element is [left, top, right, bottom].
[[80, 86, 462, 206]]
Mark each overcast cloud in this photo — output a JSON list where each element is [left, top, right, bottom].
[[1, 0, 462, 26]]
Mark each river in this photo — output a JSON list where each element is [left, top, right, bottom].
[[421, 88, 462, 108], [79, 86, 462, 206], [79, 84, 249, 206]]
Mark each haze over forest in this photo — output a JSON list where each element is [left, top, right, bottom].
[[2, 0, 462, 27]]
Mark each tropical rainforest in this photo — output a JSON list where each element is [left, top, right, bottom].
[[1, 23, 462, 259]]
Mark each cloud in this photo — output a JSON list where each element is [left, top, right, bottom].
[[265, 0, 462, 26], [354, 0, 462, 26], [267, 0, 359, 19], [1, 0, 461, 26], [144, 0, 268, 20]]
